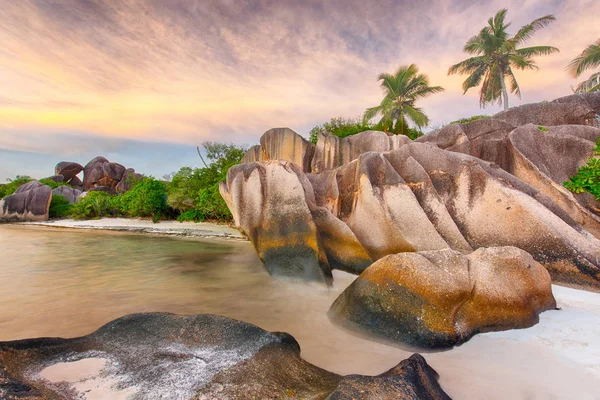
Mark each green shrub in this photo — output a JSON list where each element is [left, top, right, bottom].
[[38, 178, 69, 190], [119, 177, 168, 222], [449, 115, 491, 124], [538, 126, 549, 132], [0, 176, 33, 199], [308, 117, 376, 144], [167, 142, 247, 222], [564, 138, 600, 199], [177, 209, 206, 222], [71, 191, 117, 220], [48, 195, 72, 218]]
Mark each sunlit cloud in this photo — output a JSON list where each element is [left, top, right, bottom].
[[0, 0, 598, 179]]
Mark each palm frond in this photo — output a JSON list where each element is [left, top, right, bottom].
[[567, 39, 600, 77], [511, 15, 556, 46], [516, 45, 559, 58], [448, 56, 487, 75], [508, 54, 538, 70], [506, 68, 521, 98]]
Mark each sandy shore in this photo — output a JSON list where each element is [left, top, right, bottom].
[[20, 218, 246, 240]]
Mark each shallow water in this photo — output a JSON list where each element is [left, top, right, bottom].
[[1, 225, 599, 399]]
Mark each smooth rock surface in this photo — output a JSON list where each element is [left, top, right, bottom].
[[329, 247, 556, 349], [51, 186, 82, 204], [0, 313, 449, 400], [0, 181, 52, 222], [55, 162, 84, 182]]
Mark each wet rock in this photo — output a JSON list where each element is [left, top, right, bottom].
[[220, 161, 335, 284], [55, 162, 84, 182], [0, 181, 52, 222], [52, 186, 82, 204], [329, 247, 556, 349], [0, 313, 450, 400], [328, 354, 450, 400]]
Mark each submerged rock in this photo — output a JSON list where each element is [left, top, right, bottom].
[[0, 181, 52, 222], [0, 313, 450, 400], [329, 247, 556, 349]]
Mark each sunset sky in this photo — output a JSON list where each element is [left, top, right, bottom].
[[1, 0, 598, 180]]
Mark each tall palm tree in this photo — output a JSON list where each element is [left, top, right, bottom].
[[363, 64, 444, 139], [568, 39, 600, 93], [448, 9, 558, 111]]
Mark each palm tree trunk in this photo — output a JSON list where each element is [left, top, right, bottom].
[[500, 75, 509, 111]]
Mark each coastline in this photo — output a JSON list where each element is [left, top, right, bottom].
[[16, 218, 247, 241]]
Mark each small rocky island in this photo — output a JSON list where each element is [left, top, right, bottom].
[[1, 93, 599, 399]]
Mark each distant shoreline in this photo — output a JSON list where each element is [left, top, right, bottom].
[[14, 218, 247, 241]]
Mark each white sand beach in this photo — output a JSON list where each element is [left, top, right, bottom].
[[20, 218, 246, 240]]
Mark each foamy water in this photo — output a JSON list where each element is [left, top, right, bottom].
[[1, 224, 599, 399]]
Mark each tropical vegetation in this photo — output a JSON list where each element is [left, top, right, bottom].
[[564, 138, 600, 199], [308, 117, 375, 144], [568, 39, 600, 93], [363, 64, 444, 139], [448, 9, 558, 110]]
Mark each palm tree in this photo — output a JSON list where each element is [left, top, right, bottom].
[[448, 9, 558, 111], [568, 39, 600, 93], [363, 64, 444, 139]]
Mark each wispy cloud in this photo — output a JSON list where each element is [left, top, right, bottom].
[[0, 0, 598, 169]]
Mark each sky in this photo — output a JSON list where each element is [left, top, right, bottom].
[[1, 0, 598, 180]]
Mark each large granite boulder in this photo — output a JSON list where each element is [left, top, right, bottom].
[[258, 127, 315, 172], [329, 247, 556, 349], [115, 168, 143, 193], [51, 186, 82, 204], [0, 313, 449, 400], [328, 354, 450, 400], [83, 156, 126, 191], [220, 160, 373, 283], [55, 161, 83, 182], [223, 137, 600, 289], [311, 130, 411, 173], [0, 181, 52, 222], [493, 98, 597, 127]]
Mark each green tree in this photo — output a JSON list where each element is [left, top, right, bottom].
[[363, 64, 444, 139], [448, 9, 558, 111], [168, 142, 247, 222], [568, 39, 600, 93], [308, 117, 375, 144]]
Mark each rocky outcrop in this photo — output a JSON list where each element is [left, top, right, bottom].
[[115, 168, 143, 193], [83, 156, 126, 191], [51, 186, 82, 204], [328, 354, 451, 400], [311, 130, 411, 173], [0, 181, 52, 222], [55, 161, 84, 182], [223, 136, 600, 289], [329, 247, 556, 349], [0, 313, 449, 400]]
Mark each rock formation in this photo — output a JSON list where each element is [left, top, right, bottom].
[[55, 161, 84, 182], [51, 186, 82, 204], [329, 247, 556, 349], [0, 181, 52, 222], [221, 93, 600, 290], [83, 156, 126, 191], [0, 313, 449, 399]]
